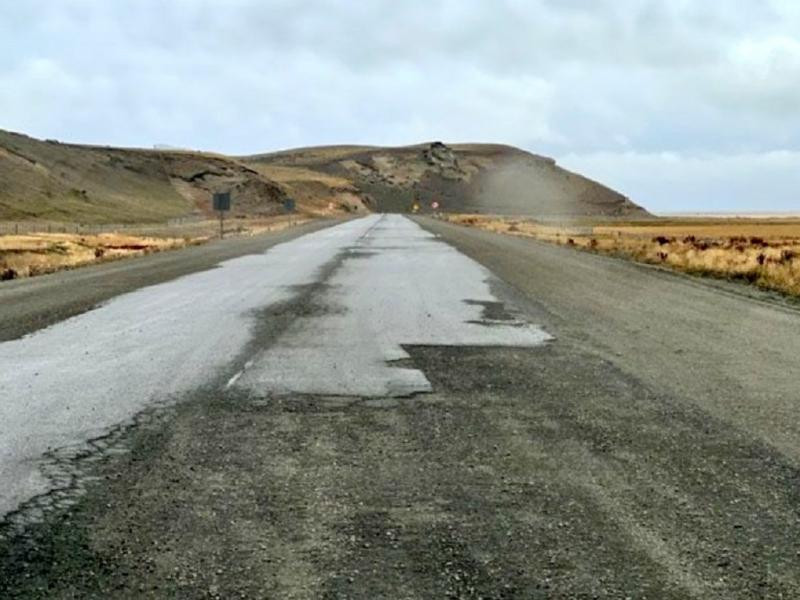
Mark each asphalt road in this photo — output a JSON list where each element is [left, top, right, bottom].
[[0, 219, 337, 343], [2, 214, 800, 598]]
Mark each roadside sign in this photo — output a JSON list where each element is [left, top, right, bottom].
[[212, 192, 231, 239], [213, 192, 231, 212], [431, 201, 440, 210], [284, 198, 296, 212]]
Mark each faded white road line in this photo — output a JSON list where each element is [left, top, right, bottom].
[[0, 214, 550, 519], [235, 214, 551, 397], [0, 217, 378, 517]]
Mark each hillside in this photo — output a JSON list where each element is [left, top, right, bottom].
[[0, 129, 649, 224], [245, 142, 650, 220], [0, 130, 296, 224]]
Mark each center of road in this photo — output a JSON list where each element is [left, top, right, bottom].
[[236, 214, 551, 397], [0, 214, 550, 518]]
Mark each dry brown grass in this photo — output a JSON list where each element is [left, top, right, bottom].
[[0, 215, 313, 280], [0, 233, 193, 279], [594, 221, 800, 239], [443, 214, 800, 297], [252, 164, 352, 187], [246, 163, 370, 216], [249, 145, 378, 167]]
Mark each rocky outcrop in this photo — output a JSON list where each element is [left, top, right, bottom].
[[420, 142, 467, 179], [271, 142, 650, 218]]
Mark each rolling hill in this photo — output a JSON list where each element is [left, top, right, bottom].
[[0, 129, 650, 224], [0, 130, 288, 223], [246, 141, 649, 220]]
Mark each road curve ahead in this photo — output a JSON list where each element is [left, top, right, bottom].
[[2, 213, 800, 598]]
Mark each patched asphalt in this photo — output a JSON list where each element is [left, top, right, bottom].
[[2, 216, 800, 598]]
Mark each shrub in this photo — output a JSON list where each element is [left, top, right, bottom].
[[48, 242, 70, 255]]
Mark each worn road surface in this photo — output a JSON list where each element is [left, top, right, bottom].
[[2, 214, 800, 598]]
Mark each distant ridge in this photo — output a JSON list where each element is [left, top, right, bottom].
[[246, 140, 650, 219], [0, 129, 650, 223]]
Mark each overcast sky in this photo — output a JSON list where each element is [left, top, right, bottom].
[[2, 1, 799, 213]]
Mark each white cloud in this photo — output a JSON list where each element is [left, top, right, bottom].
[[706, 35, 800, 115], [560, 150, 800, 214], [0, 0, 799, 211]]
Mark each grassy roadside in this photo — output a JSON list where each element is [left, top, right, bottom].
[[0, 215, 313, 281], [441, 214, 800, 297]]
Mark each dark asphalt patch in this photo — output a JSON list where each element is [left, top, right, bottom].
[[463, 299, 517, 322], [4, 335, 799, 597], [5, 217, 800, 598]]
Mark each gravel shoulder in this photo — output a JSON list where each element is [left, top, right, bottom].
[[418, 216, 800, 467]]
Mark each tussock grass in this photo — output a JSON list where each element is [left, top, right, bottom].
[[0, 215, 312, 280], [0, 233, 193, 279], [444, 214, 800, 297]]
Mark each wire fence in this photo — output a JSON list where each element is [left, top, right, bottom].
[[0, 216, 204, 236]]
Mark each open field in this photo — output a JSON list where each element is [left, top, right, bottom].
[[0, 215, 312, 280], [442, 214, 800, 297]]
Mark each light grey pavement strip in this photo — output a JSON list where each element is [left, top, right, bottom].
[[235, 214, 552, 397], [0, 214, 551, 518], [0, 217, 379, 517]]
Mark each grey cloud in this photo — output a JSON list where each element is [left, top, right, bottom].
[[0, 0, 798, 211], [561, 150, 800, 214]]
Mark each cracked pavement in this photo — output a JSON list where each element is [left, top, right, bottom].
[[2, 215, 800, 598]]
